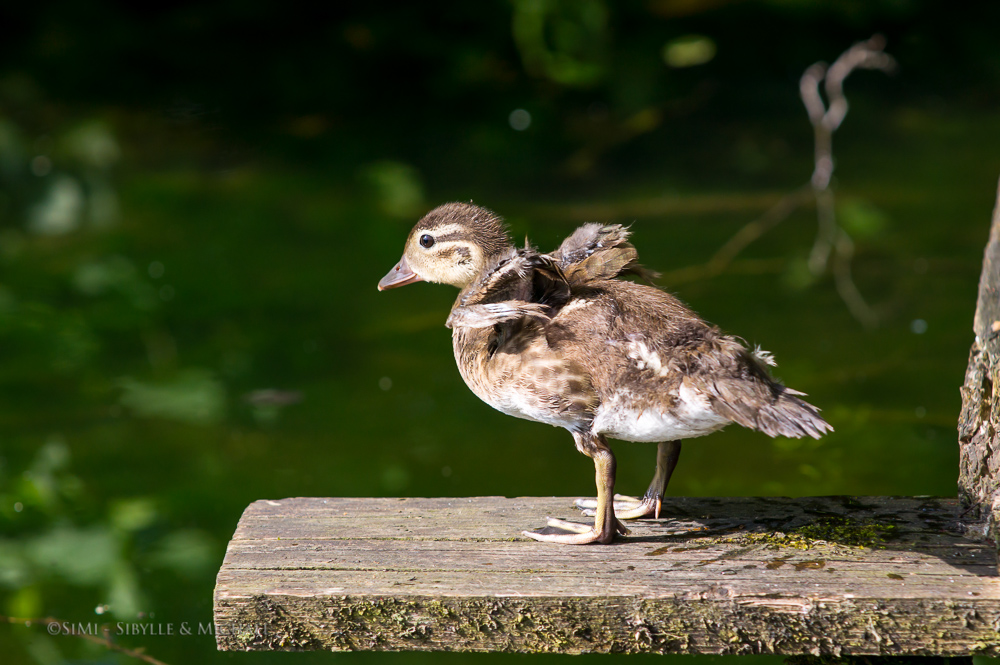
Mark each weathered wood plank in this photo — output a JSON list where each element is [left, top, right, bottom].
[[214, 495, 1000, 655]]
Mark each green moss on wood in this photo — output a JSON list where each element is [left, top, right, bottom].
[[793, 516, 900, 548], [705, 516, 901, 551]]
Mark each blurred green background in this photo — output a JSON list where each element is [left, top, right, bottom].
[[1, 1, 999, 663]]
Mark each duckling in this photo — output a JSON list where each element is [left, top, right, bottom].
[[378, 202, 832, 544]]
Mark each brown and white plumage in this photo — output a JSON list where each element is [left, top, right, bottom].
[[379, 202, 832, 544]]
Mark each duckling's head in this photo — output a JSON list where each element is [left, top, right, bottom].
[[378, 202, 510, 290]]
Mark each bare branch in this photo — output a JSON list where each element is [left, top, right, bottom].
[[657, 187, 811, 286], [798, 35, 895, 327], [833, 227, 878, 328], [800, 63, 829, 128], [801, 36, 896, 191], [656, 36, 894, 330], [824, 35, 897, 132], [708, 185, 813, 273]]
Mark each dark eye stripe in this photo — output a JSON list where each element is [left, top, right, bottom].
[[432, 232, 466, 243], [435, 246, 472, 263]]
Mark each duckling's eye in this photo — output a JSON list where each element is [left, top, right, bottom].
[[419, 234, 435, 248]]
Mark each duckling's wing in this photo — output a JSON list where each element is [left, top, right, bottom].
[[548, 224, 658, 285], [553, 223, 630, 265], [446, 301, 550, 329], [475, 249, 533, 297], [448, 249, 555, 335]]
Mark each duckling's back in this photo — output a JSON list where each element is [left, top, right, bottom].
[[544, 277, 830, 441]]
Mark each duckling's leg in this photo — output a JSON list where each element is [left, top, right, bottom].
[[575, 440, 681, 519], [522, 433, 628, 544]]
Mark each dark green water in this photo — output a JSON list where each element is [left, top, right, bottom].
[[2, 2, 1000, 664]]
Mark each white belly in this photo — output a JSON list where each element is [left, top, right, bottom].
[[592, 382, 730, 442], [490, 392, 582, 430]]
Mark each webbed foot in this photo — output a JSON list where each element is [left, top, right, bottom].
[[521, 517, 629, 545], [575, 493, 662, 520]]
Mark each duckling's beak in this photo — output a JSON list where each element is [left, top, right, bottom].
[[378, 255, 423, 290]]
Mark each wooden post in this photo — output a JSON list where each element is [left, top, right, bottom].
[[959, 177, 1000, 542]]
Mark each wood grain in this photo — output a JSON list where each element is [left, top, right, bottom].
[[214, 495, 1000, 655]]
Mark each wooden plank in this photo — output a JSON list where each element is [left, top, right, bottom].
[[214, 495, 1000, 655]]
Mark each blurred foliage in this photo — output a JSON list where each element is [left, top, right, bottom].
[[837, 197, 889, 240], [0, 0, 996, 185], [119, 370, 226, 426], [512, 0, 610, 87], [0, 112, 118, 235], [0, 438, 217, 624], [663, 35, 718, 68]]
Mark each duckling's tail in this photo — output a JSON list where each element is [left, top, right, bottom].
[[756, 389, 833, 440], [701, 344, 833, 440], [709, 381, 833, 440]]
